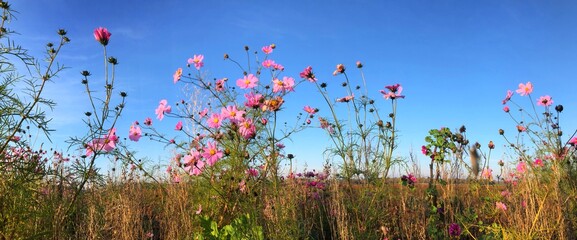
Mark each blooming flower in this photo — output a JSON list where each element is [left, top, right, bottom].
[[496, 201, 507, 211], [175, 121, 183, 131], [188, 54, 204, 70], [86, 128, 118, 156], [244, 92, 263, 108], [262, 59, 275, 68], [221, 105, 245, 122], [199, 108, 209, 118], [336, 94, 354, 102], [516, 82, 533, 96], [184, 150, 204, 176], [502, 90, 513, 105], [303, 105, 316, 115], [534, 158, 544, 167], [272, 76, 295, 93], [236, 74, 258, 89], [537, 95, 553, 107], [207, 113, 223, 129], [173, 68, 182, 84], [239, 119, 256, 139], [202, 141, 223, 166], [155, 99, 172, 121], [272, 63, 284, 71], [93, 27, 111, 46], [516, 161, 527, 174], [380, 84, 405, 99], [262, 45, 273, 54], [300, 66, 317, 82], [129, 123, 142, 142], [247, 168, 259, 177]]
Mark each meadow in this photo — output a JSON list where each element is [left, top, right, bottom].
[[1, 2, 577, 239]]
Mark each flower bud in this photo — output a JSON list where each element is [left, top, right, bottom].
[[555, 105, 564, 113], [499, 129, 504, 135]]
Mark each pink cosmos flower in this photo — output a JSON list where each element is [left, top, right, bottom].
[[516, 82, 533, 96], [93, 27, 111, 46], [195, 204, 202, 215], [207, 113, 223, 129], [184, 150, 204, 176], [380, 84, 405, 99], [221, 105, 245, 122], [537, 95, 553, 107], [202, 141, 223, 166], [86, 128, 118, 156], [262, 59, 275, 68], [175, 121, 183, 131], [173, 68, 182, 84], [333, 64, 345, 75], [155, 99, 172, 120], [143, 117, 152, 126], [272, 76, 295, 93], [300, 66, 317, 82], [129, 123, 142, 142], [516, 161, 527, 174], [502, 90, 513, 105], [517, 125, 526, 132], [244, 92, 263, 108], [10, 135, 20, 142], [188, 54, 204, 70], [503, 106, 510, 113], [262, 45, 273, 54], [261, 118, 268, 125], [534, 158, 544, 167], [247, 168, 259, 177], [239, 118, 256, 139], [236, 74, 258, 89], [481, 168, 493, 180], [496, 201, 507, 211], [303, 105, 316, 115]]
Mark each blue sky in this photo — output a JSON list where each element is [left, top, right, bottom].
[[9, 0, 577, 175]]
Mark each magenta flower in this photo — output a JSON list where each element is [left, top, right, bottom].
[[262, 59, 275, 68], [503, 106, 510, 113], [496, 201, 507, 211], [129, 123, 142, 142], [173, 68, 182, 84], [207, 113, 223, 129], [300, 66, 317, 82], [221, 105, 245, 122], [244, 92, 263, 108], [188, 54, 204, 70], [262, 45, 273, 54], [537, 95, 553, 107], [502, 90, 513, 105], [155, 99, 172, 121], [380, 84, 405, 99], [175, 121, 183, 131], [516, 161, 527, 174], [202, 141, 223, 166], [239, 118, 256, 139], [246, 168, 259, 177], [236, 74, 259, 89], [516, 82, 533, 96], [534, 158, 544, 167], [273, 63, 285, 71], [93, 27, 111, 46], [448, 223, 462, 237], [86, 128, 118, 156]]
